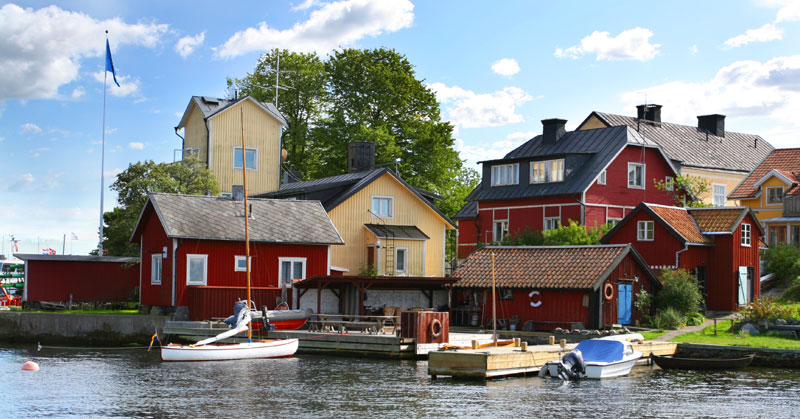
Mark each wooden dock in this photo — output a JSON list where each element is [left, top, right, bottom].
[[428, 340, 678, 380]]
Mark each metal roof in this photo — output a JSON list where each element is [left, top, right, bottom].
[[364, 224, 430, 240], [176, 95, 287, 129], [15, 254, 138, 263], [453, 200, 477, 219]]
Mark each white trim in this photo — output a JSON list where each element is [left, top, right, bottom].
[[207, 120, 213, 168], [186, 254, 208, 286], [151, 254, 163, 285], [766, 186, 784, 206], [371, 195, 394, 219], [491, 163, 519, 186], [478, 202, 581, 212], [233, 146, 258, 171], [327, 246, 331, 275], [493, 219, 509, 242], [376, 240, 383, 275], [234, 255, 252, 272], [753, 169, 794, 189], [598, 170, 606, 185], [627, 162, 646, 189], [423, 239, 428, 277], [637, 221, 654, 241], [330, 265, 349, 273], [395, 247, 408, 274], [741, 223, 751, 247], [278, 257, 307, 286], [442, 226, 446, 277], [172, 238, 178, 305], [543, 216, 561, 231]]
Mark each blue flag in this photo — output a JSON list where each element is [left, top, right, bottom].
[[105, 39, 120, 87]]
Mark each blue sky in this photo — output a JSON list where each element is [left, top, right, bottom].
[[2, 0, 799, 256]]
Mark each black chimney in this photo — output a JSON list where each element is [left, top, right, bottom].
[[541, 119, 567, 144], [348, 141, 375, 173], [697, 114, 725, 138], [636, 104, 662, 124]]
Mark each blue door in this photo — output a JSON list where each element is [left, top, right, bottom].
[[618, 284, 632, 325]]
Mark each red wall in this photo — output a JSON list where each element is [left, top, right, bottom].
[[585, 145, 677, 208], [706, 213, 762, 311], [26, 260, 139, 303], [456, 219, 479, 259], [604, 209, 686, 268], [140, 208, 172, 307]]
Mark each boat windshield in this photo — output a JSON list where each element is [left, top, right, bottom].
[[574, 340, 624, 363]]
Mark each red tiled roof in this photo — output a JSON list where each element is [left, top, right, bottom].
[[452, 245, 630, 289], [647, 205, 710, 244], [687, 207, 746, 233], [730, 148, 800, 199]]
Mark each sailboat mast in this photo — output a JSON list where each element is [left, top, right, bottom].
[[240, 107, 252, 342]]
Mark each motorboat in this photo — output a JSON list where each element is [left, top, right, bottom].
[[265, 303, 312, 330], [540, 334, 644, 379], [652, 353, 755, 370]]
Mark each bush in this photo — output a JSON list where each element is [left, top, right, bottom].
[[685, 312, 705, 326], [655, 269, 703, 316], [763, 243, 800, 284], [742, 297, 796, 322], [653, 308, 684, 330], [359, 265, 377, 276], [634, 289, 652, 321]]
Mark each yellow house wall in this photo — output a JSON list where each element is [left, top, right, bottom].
[[328, 172, 453, 277], [209, 99, 282, 196], [381, 239, 425, 276], [680, 167, 745, 207], [183, 105, 208, 163], [746, 176, 791, 223], [577, 115, 607, 130]]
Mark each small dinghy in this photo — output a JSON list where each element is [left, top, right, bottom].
[[540, 334, 643, 380], [652, 353, 755, 370]]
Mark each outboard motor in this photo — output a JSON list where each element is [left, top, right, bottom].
[[558, 349, 586, 380], [223, 300, 248, 328]]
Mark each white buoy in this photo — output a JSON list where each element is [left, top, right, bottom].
[[22, 361, 39, 371]]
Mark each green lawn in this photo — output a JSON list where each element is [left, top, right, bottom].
[[23, 308, 141, 315], [670, 320, 800, 349], [640, 330, 667, 340]]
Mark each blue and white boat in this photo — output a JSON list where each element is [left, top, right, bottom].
[[540, 334, 644, 379]]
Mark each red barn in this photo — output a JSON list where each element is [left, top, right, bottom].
[[452, 245, 659, 330], [602, 203, 763, 311], [130, 193, 343, 320], [455, 119, 680, 260]]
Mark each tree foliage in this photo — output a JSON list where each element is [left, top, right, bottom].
[[655, 269, 703, 316], [763, 243, 800, 284], [101, 156, 220, 256], [499, 221, 612, 246], [653, 175, 711, 207]]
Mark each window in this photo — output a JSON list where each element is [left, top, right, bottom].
[[151, 254, 162, 285], [493, 220, 509, 242], [769, 226, 787, 246], [371, 196, 394, 218], [713, 184, 726, 206], [279, 257, 306, 286], [491, 163, 519, 186], [637, 221, 654, 241], [598, 170, 607, 185], [741, 223, 751, 247], [665, 176, 674, 191], [530, 159, 565, 184], [606, 218, 622, 227], [183, 147, 199, 159], [767, 186, 784, 205], [233, 147, 257, 170], [186, 254, 208, 286], [544, 217, 560, 231], [395, 247, 408, 274], [234, 256, 252, 272], [627, 163, 645, 189]]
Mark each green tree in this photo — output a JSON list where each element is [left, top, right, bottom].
[[542, 220, 612, 245], [654, 175, 711, 207], [655, 269, 703, 316], [763, 243, 800, 284], [101, 156, 220, 256]]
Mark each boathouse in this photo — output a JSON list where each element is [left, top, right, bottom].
[[601, 203, 763, 311], [451, 244, 659, 330], [130, 193, 343, 320]]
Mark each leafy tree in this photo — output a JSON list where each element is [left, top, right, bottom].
[[654, 175, 711, 207], [655, 269, 703, 316], [543, 221, 612, 245], [101, 156, 220, 256], [763, 243, 800, 284]]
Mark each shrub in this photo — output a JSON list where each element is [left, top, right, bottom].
[[359, 265, 378, 276], [653, 308, 684, 330], [762, 243, 800, 284], [634, 289, 651, 315], [500, 226, 544, 246], [685, 312, 705, 326], [742, 297, 795, 322], [542, 220, 612, 246], [655, 269, 703, 316], [783, 282, 800, 302]]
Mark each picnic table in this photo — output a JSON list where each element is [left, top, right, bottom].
[[307, 314, 398, 334]]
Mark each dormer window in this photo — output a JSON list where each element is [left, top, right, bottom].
[[531, 159, 565, 184], [492, 163, 519, 186], [767, 186, 784, 205]]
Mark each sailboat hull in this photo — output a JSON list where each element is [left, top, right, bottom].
[[161, 339, 299, 362]]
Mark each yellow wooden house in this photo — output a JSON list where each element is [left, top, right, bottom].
[[175, 96, 287, 196], [577, 105, 772, 206], [257, 150, 456, 277], [729, 148, 800, 246]]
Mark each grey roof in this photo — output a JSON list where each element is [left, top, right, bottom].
[[131, 193, 343, 245], [364, 224, 430, 240], [473, 125, 667, 201], [177, 96, 287, 128], [589, 112, 772, 173], [15, 254, 137, 263], [453, 200, 477, 219]]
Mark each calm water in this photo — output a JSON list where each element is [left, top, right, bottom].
[[2, 344, 800, 418]]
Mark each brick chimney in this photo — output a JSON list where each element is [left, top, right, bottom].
[[636, 104, 662, 124], [541, 119, 567, 144], [697, 114, 725, 138]]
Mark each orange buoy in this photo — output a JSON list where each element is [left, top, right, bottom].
[[22, 361, 39, 371]]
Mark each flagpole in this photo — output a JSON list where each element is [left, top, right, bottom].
[[98, 30, 109, 255]]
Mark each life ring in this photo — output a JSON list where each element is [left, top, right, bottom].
[[430, 318, 443, 338], [528, 290, 542, 308], [604, 283, 615, 301]]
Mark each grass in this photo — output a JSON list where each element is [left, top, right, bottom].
[[25, 309, 141, 315], [640, 330, 667, 340], [670, 320, 800, 349]]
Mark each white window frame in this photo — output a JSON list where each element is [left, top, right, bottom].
[[395, 247, 408, 274], [627, 162, 645, 189], [741, 223, 751, 247], [766, 186, 784, 205], [233, 146, 258, 171], [278, 257, 307, 287], [530, 159, 565, 184], [598, 170, 607, 185], [607, 218, 622, 226], [665, 176, 674, 191], [713, 184, 726, 206], [637, 221, 654, 241], [186, 254, 208, 286], [493, 220, 509, 242], [151, 254, 162, 285], [491, 163, 519, 186], [371, 195, 394, 219], [234, 255, 252, 272], [544, 217, 561, 231]]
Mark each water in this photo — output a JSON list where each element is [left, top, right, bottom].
[[2, 344, 800, 418]]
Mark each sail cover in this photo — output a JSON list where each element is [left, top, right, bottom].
[[574, 340, 624, 363]]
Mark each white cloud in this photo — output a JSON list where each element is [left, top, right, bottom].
[[30, 147, 50, 158], [104, 168, 123, 179], [20, 122, 42, 134], [491, 58, 520, 77], [92, 71, 139, 97], [724, 23, 782, 48], [6, 173, 34, 190], [0, 4, 168, 100], [775, 1, 800, 23], [555, 27, 660, 61], [215, 0, 414, 58], [292, 0, 319, 11], [175, 31, 205, 58], [456, 130, 536, 169], [690, 45, 699, 54], [620, 55, 800, 147], [128, 142, 145, 150], [71, 86, 85, 99], [428, 82, 533, 129]]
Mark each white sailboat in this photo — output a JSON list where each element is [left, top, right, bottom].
[[161, 108, 299, 362]]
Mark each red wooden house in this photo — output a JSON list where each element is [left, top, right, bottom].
[[452, 244, 659, 330], [130, 193, 343, 320], [455, 119, 680, 260], [601, 203, 763, 311]]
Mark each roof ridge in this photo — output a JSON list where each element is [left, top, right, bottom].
[[596, 110, 762, 138], [485, 244, 627, 249]]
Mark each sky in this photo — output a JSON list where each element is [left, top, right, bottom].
[[2, 0, 799, 256]]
